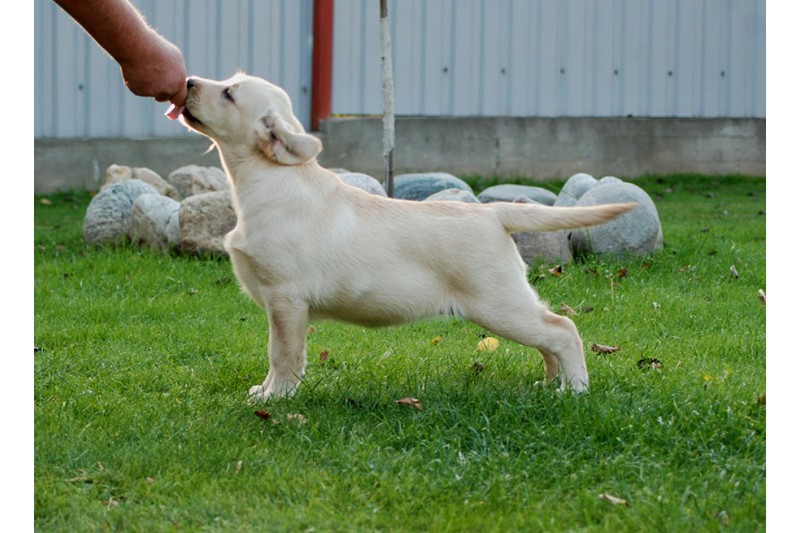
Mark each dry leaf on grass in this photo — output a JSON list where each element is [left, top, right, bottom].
[[431, 335, 443, 346], [472, 361, 485, 373], [599, 493, 630, 507], [758, 289, 766, 305], [591, 343, 620, 355], [395, 397, 424, 411], [548, 264, 563, 276], [560, 303, 577, 316], [477, 337, 499, 352], [729, 265, 740, 279], [236, 460, 243, 474], [254, 410, 271, 421], [617, 267, 629, 279]]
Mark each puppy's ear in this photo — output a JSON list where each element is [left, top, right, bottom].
[[259, 116, 322, 165]]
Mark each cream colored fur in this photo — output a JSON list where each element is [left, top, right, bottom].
[[180, 73, 636, 400]]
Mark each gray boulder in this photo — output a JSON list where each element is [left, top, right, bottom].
[[512, 231, 572, 264], [104, 164, 180, 200], [393, 172, 473, 201], [555, 172, 599, 207], [423, 188, 480, 203], [338, 172, 387, 196], [569, 181, 663, 259], [477, 184, 557, 205], [168, 165, 229, 198], [83, 179, 159, 246], [177, 190, 237, 255], [599, 175, 623, 185], [128, 193, 181, 250]]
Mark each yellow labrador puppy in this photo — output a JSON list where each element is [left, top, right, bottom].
[[180, 73, 635, 401]]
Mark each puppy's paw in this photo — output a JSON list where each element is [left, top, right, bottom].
[[248, 379, 299, 403], [248, 384, 273, 403]]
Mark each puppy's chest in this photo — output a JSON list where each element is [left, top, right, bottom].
[[229, 212, 338, 275]]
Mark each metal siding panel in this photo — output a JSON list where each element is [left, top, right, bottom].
[[37, 0, 766, 139]]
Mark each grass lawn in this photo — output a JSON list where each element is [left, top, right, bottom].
[[34, 175, 765, 531]]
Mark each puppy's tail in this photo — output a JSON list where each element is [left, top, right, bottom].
[[490, 202, 638, 234]]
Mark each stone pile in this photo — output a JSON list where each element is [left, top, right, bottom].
[[83, 165, 662, 262]]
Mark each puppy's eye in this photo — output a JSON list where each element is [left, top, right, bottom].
[[223, 88, 235, 103]]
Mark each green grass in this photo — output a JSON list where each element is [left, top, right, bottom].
[[35, 175, 765, 531]]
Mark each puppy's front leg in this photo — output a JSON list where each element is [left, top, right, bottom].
[[249, 298, 309, 402]]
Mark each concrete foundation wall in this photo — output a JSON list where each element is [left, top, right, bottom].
[[34, 117, 765, 193]]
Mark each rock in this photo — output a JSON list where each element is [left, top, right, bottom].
[[128, 193, 181, 250], [83, 179, 159, 246], [168, 165, 229, 198], [338, 172, 387, 196], [477, 184, 557, 205], [423, 188, 480, 203], [512, 231, 572, 264], [104, 164, 180, 200], [555, 172, 598, 207], [570, 181, 663, 259], [393, 172, 473, 201], [177, 190, 237, 255], [599, 175, 623, 185]]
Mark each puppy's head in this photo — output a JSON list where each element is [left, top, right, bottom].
[[181, 73, 321, 166]]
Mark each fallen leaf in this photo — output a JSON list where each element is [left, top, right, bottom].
[[236, 461, 243, 474], [617, 268, 628, 279], [395, 397, 424, 411], [591, 343, 621, 355], [307, 325, 316, 335], [286, 413, 307, 425], [472, 361, 485, 373], [599, 493, 630, 507], [729, 265, 740, 279], [716, 510, 730, 526], [319, 350, 329, 363], [637, 358, 662, 370], [758, 289, 766, 305], [548, 264, 563, 276], [580, 306, 595, 313], [254, 410, 271, 421], [39, 198, 53, 206], [757, 394, 766, 406], [560, 303, 576, 316], [477, 337, 499, 352], [187, 288, 199, 296], [431, 335, 443, 346]]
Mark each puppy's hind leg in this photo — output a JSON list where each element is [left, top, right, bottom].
[[465, 287, 589, 393], [249, 297, 309, 402]]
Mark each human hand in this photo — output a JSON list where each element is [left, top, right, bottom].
[[117, 30, 187, 109]]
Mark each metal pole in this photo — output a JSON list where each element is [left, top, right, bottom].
[[379, 0, 395, 197]]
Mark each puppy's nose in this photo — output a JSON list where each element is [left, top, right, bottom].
[[186, 78, 196, 90]]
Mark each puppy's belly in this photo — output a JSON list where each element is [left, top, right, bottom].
[[309, 286, 461, 328]]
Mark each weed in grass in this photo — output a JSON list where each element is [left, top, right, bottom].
[[35, 176, 765, 531]]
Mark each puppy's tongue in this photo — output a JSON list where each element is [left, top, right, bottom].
[[165, 103, 185, 121]]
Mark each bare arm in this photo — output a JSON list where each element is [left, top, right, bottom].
[[53, 0, 187, 107]]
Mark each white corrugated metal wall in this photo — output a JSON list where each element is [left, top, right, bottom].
[[34, 0, 765, 138], [332, 0, 766, 118], [34, 0, 313, 138]]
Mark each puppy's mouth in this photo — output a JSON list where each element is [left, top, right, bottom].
[[181, 107, 204, 127]]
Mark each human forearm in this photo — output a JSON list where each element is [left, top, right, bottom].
[[53, 0, 187, 105]]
